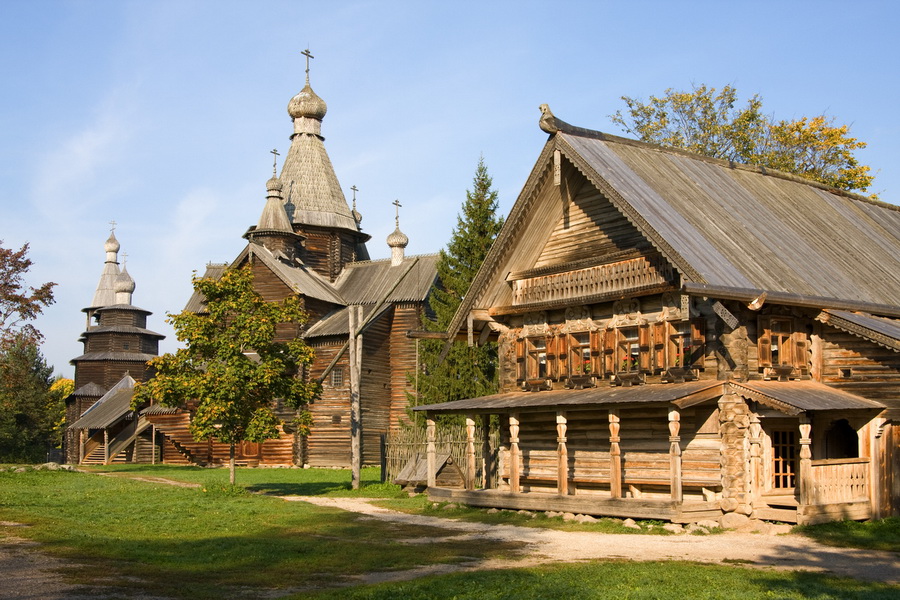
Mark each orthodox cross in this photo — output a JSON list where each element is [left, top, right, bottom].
[[270, 148, 280, 176], [350, 185, 358, 210], [392, 199, 402, 227], [108, 220, 117, 233], [301, 48, 314, 82], [121, 252, 128, 267]]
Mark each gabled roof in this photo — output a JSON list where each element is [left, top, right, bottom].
[[448, 119, 900, 339], [184, 263, 227, 313], [71, 382, 107, 397], [334, 254, 439, 304], [303, 303, 393, 339], [70, 375, 136, 429], [240, 243, 346, 305], [184, 246, 346, 312]]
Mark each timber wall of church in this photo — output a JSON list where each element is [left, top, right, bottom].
[[389, 303, 419, 432], [306, 341, 352, 466]]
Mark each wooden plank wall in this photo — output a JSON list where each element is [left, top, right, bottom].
[[360, 311, 393, 465], [820, 330, 900, 411], [307, 342, 352, 466], [535, 174, 647, 269], [389, 304, 420, 431]]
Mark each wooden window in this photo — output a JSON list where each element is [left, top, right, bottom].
[[771, 429, 797, 489], [568, 332, 593, 375], [758, 316, 809, 376], [617, 327, 640, 373], [526, 337, 548, 380], [331, 367, 344, 387]]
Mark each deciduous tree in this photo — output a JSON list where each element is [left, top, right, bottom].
[[0, 240, 56, 346], [413, 158, 504, 415], [611, 84, 874, 194], [134, 266, 319, 484]]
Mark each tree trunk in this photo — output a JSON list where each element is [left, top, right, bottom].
[[229, 442, 236, 486]]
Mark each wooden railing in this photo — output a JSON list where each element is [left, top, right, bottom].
[[808, 457, 869, 505], [511, 256, 673, 306]]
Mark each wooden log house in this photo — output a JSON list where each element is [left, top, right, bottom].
[[140, 68, 438, 468], [415, 108, 900, 525]]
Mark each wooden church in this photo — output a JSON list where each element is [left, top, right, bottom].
[[65, 231, 165, 464], [415, 107, 900, 525], [139, 64, 438, 467]]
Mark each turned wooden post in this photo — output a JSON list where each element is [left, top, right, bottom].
[[556, 411, 569, 496], [465, 415, 476, 490], [103, 430, 109, 464], [426, 417, 436, 487], [79, 429, 85, 464], [748, 414, 762, 507], [608, 409, 622, 498], [509, 413, 521, 493], [668, 408, 683, 502], [798, 414, 812, 506], [481, 414, 492, 489], [349, 304, 363, 490]]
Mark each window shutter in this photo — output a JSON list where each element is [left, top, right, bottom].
[[639, 323, 652, 371], [653, 321, 668, 371], [557, 334, 569, 379], [602, 329, 616, 375], [590, 330, 601, 355], [792, 331, 809, 376], [690, 319, 706, 368], [515, 338, 526, 381], [757, 316, 772, 368], [546, 336, 558, 380]]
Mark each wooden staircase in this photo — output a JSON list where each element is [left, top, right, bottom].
[[144, 412, 208, 465]]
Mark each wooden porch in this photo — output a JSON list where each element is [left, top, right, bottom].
[[755, 457, 873, 525]]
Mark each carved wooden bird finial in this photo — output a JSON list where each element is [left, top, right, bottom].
[[539, 103, 559, 133]]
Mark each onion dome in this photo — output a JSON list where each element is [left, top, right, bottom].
[[288, 83, 327, 121], [266, 176, 283, 193], [104, 232, 120, 254], [386, 226, 409, 249], [115, 267, 136, 294]]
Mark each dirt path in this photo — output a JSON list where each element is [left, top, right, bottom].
[[283, 496, 900, 586]]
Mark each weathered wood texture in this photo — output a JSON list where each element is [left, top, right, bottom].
[[496, 406, 721, 499]]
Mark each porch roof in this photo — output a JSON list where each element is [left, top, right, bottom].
[[730, 380, 885, 416], [415, 379, 885, 416], [414, 380, 721, 414], [70, 387, 135, 430]]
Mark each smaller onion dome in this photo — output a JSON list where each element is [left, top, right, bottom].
[[266, 176, 283, 192], [115, 266, 135, 294], [387, 226, 409, 249], [288, 83, 327, 121]]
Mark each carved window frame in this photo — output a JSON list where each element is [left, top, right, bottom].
[[758, 315, 809, 377]]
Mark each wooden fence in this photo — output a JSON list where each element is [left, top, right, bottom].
[[383, 422, 499, 486]]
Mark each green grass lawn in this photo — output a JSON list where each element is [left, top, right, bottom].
[[303, 561, 900, 600], [0, 468, 518, 599], [1, 465, 897, 599]]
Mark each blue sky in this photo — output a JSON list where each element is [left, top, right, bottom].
[[2, 0, 898, 378]]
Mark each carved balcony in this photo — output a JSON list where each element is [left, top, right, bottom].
[[510, 255, 674, 307]]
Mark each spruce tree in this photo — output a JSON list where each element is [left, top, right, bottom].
[[413, 157, 504, 413]]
